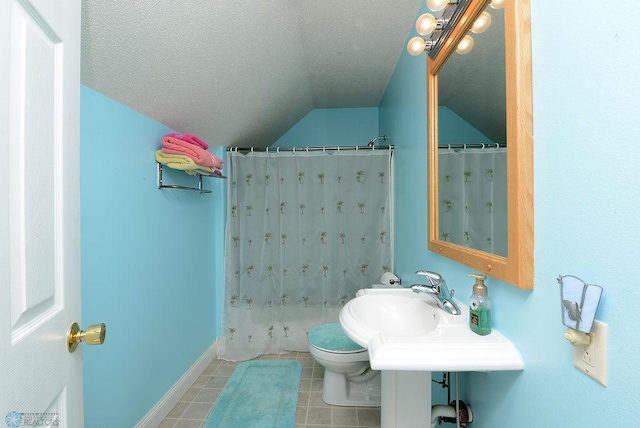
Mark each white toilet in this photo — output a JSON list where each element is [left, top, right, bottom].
[[308, 278, 401, 407], [308, 322, 381, 406]]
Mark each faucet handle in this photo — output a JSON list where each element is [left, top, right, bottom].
[[415, 270, 442, 283]]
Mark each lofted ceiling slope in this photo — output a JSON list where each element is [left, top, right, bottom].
[[81, 0, 423, 149]]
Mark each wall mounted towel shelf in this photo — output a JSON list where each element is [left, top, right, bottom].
[[156, 162, 226, 194]]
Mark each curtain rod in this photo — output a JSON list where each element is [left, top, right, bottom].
[[227, 144, 394, 153], [438, 142, 506, 149]]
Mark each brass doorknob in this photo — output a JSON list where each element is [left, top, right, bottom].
[[67, 322, 106, 353]]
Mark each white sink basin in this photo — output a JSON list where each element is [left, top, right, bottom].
[[339, 288, 524, 372], [341, 294, 439, 346]]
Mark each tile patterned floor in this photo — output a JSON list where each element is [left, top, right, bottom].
[[158, 351, 381, 428]]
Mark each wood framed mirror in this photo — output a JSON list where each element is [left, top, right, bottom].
[[427, 0, 533, 289]]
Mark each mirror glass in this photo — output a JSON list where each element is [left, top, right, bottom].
[[437, 6, 506, 256], [427, 0, 533, 289]]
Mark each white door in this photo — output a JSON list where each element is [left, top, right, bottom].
[[0, 0, 83, 426]]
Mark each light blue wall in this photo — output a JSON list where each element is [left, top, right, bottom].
[[381, 1, 640, 426], [274, 107, 379, 147], [80, 85, 222, 427], [377, 9, 435, 282]]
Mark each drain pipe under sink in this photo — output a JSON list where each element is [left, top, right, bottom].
[[431, 401, 473, 428], [431, 372, 473, 428], [431, 404, 457, 428]]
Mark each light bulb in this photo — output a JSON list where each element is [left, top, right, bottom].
[[407, 37, 426, 56], [426, 0, 449, 12], [456, 35, 474, 54], [415, 13, 437, 36], [471, 11, 492, 34], [489, 0, 505, 9]]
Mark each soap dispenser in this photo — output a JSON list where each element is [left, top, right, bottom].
[[469, 274, 491, 335]]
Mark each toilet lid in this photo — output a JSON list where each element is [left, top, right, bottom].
[[308, 323, 365, 354]]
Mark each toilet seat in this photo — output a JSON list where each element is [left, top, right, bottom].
[[308, 323, 366, 354]]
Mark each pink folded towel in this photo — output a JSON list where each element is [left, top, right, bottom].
[[166, 133, 209, 150], [162, 136, 224, 169]]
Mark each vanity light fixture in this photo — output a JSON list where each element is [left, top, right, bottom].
[[415, 13, 439, 36], [407, 0, 490, 57], [407, 36, 437, 56], [407, 0, 457, 55], [426, 0, 458, 13]]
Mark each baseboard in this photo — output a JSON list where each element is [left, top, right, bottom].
[[136, 341, 219, 428]]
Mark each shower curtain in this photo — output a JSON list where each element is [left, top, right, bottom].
[[218, 149, 393, 361], [438, 147, 507, 257]]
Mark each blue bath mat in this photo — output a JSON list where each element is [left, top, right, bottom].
[[204, 360, 302, 428]]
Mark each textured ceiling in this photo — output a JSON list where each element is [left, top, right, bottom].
[[81, 0, 423, 149]]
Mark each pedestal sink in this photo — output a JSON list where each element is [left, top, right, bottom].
[[340, 288, 523, 428], [342, 293, 439, 345]]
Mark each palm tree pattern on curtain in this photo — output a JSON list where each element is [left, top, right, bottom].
[[218, 150, 392, 361], [438, 147, 507, 257]]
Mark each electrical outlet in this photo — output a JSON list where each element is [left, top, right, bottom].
[[582, 341, 594, 366], [573, 319, 607, 386]]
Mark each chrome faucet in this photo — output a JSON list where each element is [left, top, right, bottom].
[[409, 270, 461, 315]]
